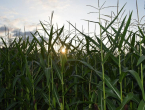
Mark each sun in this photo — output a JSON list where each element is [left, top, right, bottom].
[[61, 48, 66, 53]]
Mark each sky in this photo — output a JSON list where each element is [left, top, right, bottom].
[[0, 0, 145, 42]]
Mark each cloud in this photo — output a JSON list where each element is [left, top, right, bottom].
[[11, 29, 49, 42], [0, 0, 70, 39], [27, 0, 70, 11], [0, 17, 32, 31], [12, 29, 35, 37], [0, 16, 10, 23], [0, 25, 37, 38], [0, 26, 7, 32], [0, 6, 18, 18], [0, 26, 14, 34]]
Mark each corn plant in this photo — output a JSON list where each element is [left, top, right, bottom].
[[1, 1, 145, 110]]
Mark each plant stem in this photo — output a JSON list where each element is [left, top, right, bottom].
[[61, 70, 64, 110], [60, 53, 65, 110], [119, 51, 123, 103], [98, 3, 106, 109]]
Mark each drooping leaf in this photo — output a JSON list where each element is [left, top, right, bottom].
[[137, 55, 145, 66], [137, 100, 145, 110], [128, 70, 145, 100], [117, 92, 134, 110], [6, 102, 18, 110]]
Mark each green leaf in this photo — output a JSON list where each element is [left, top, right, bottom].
[[96, 36, 109, 52], [40, 21, 54, 54], [52, 60, 62, 81], [137, 55, 145, 66], [1, 37, 7, 48], [137, 100, 145, 110], [42, 92, 52, 107], [106, 88, 118, 99], [53, 84, 61, 107], [25, 55, 32, 80], [72, 75, 85, 80], [68, 7, 125, 53], [45, 67, 51, 85], [15, 41, 25, 58], [68, 101, 94, 106], [0, 88, 6, 99], [82, 4, 126, 35], [26, 38, 35, 55], [128, 70, 145, 100], [31, 32, 41, 46], [117, 92, 134, 110], [124, 39, 139, 55], [103, 51, 111, 64], [106, 99, 116, 110], [118, 12, 132, 51], [34, 67, 44, 86], [119, 72, 127, 83], [130, 32, 136, 52], [138, 26, 145, 44], [52, 26, 64, 47], [115, 16, 126, 48], [110, 54, 119, 65], [91, 91, 96, 102], [63, 82, 83, 96], [85, 36, 90, 54], [78, 60, 121, 100], [13, 74, 23, 89], [48, 26, 53, 53], [65, 101, 70, 110], [6, 102, 18, 110], [132, 94, 140, 104], [98, 90, 103, 110]]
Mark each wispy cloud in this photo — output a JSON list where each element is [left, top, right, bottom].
[[0, 0, 70, 38], [0, 6, 18, 15], [27, 0, 70, 11]]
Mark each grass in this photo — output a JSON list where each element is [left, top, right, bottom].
[[0, 1, 145, 110]]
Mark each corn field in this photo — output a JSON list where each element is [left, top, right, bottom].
[[0, 2, 145, 110]]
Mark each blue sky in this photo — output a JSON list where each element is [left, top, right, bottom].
[[0, 0, 144, 39]]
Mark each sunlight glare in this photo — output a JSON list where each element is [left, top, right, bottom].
[[61, 48, 66, 53]]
